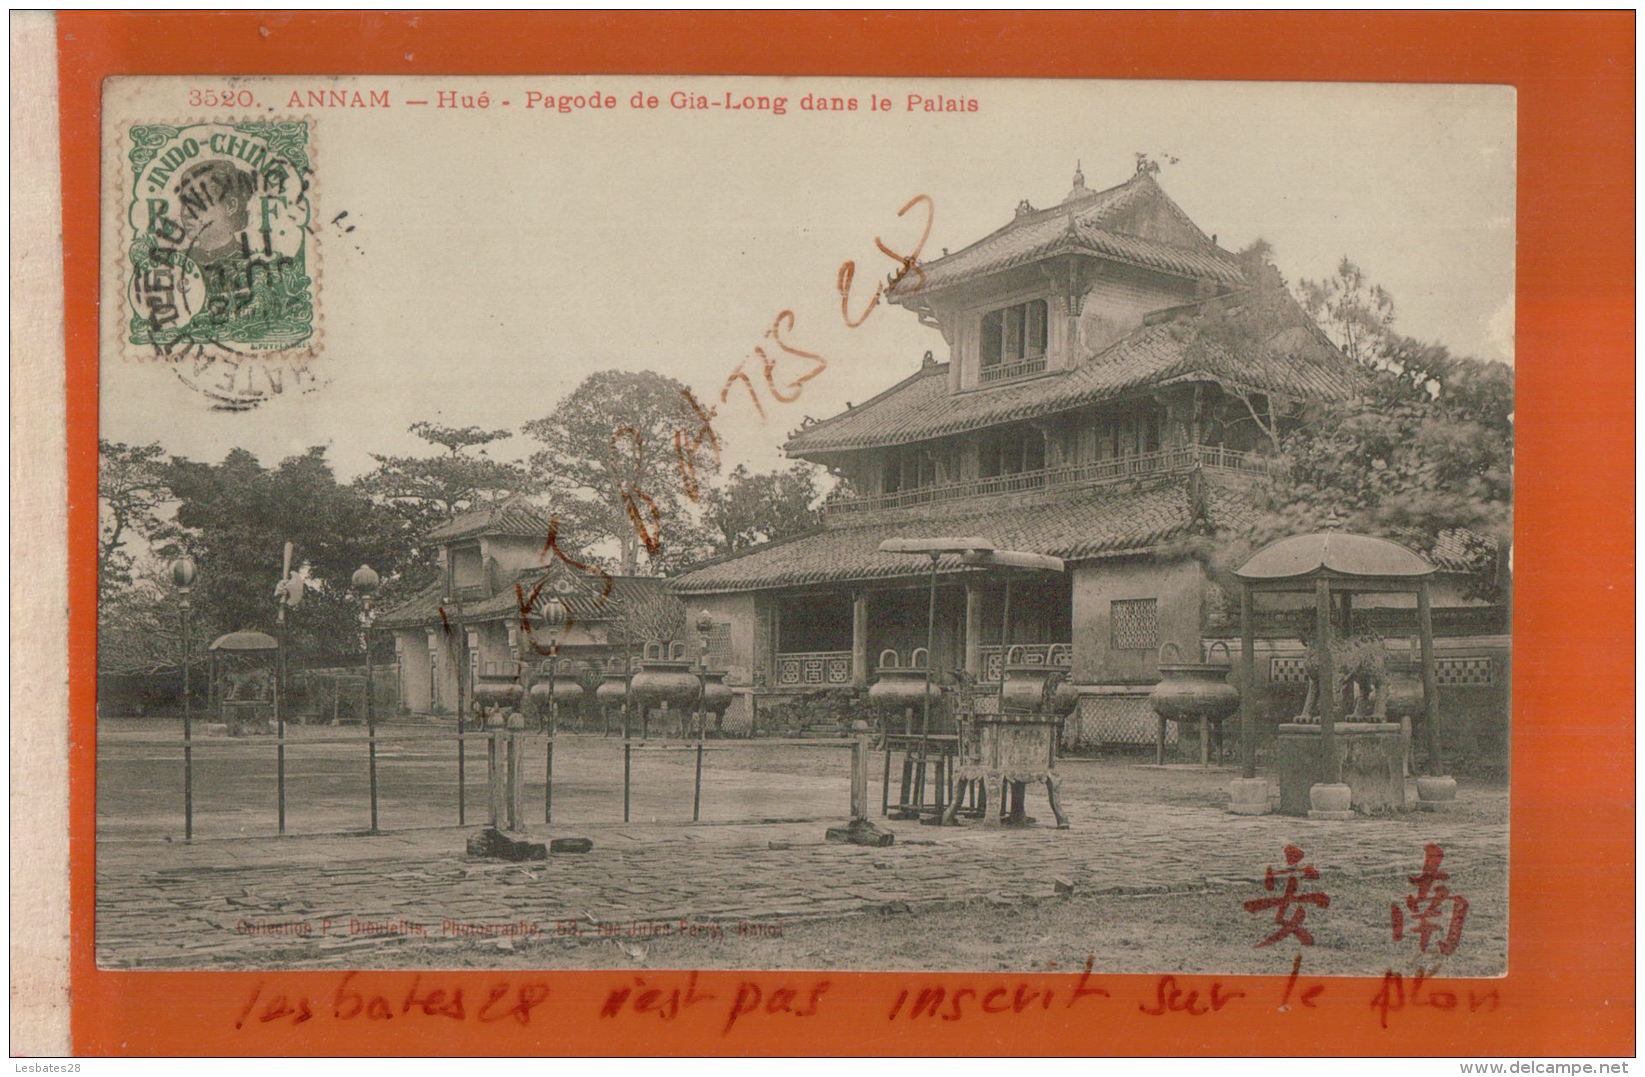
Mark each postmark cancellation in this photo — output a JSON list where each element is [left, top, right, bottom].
[[116, 116, 320, 408]]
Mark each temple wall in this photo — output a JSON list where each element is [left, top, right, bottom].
[[1070, 556, 1205, 684], [692, 592, 760, 686], [1073, 267, 1198, 358], [394, 629, 432, 713]]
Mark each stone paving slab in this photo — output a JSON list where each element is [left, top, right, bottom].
[[97, 777, 1507, 969]]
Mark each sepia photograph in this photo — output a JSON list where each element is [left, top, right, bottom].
[[92, 74, 1516, 981]]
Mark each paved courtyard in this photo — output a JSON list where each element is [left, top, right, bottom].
[[96, 722, 1509, 974]]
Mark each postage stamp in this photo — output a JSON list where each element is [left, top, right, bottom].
[[109, 107, 321, 409]]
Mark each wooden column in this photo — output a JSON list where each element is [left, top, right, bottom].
[[1315, 578, 1338, 783], [1240, 585, 1256, 780], [1417, 580, 1442, 775], [851, 591, 870, 687], [964, 582, 983, 676]]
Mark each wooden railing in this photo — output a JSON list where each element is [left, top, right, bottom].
[[826, 444, 1268, 516], [979, 354, 1048, 384], [775, 650, 853, 688], [978, 643, 1073, 684]]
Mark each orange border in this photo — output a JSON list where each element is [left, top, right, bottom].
[[61, 11, 1635, 1056]]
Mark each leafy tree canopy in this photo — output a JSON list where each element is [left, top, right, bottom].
[[1173, 249, 1512, 604], [521, 370, 721, 576], [164, 446, 415, 661], [99, 439, 178, 603], [702, 462, 823, 554], [356, 420, 531, 583]]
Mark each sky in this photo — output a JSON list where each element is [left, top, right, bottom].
[[101, 77, 1515, 482]]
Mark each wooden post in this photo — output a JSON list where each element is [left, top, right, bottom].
[[181, 599, 192, 842], [366, 658, 378, 834], [851, 591, 870, 687], [693, 726, 704, 822], [850, 725, 869, 821], [276, 611, 286, 836], [506, 726, 522, 830], [487, 723, 504, 827], [1315, 578, 1338, 783], [881, 737, 892, 816], [964, 583, 982, 677], [1418, 581, 1442, 775], [1240, 585, 1257, 780]]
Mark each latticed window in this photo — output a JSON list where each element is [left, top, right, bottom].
[[704, 621, 732, 670], [1111, 598, 1159, 650]]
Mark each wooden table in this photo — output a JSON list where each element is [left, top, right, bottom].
[[882, 733, 960, 820]]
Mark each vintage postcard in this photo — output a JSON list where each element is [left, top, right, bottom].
[[38, 10, 1635, 1059]]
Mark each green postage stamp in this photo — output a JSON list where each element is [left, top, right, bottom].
[[123, 120, 317, 382]]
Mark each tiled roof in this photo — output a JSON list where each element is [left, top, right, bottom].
[[897, 171, 1243, 296], [423, 497, 554, 544], [671, 473, 1254, 594], [784, 316, 1360, 456], [376, 570, 667, 629]]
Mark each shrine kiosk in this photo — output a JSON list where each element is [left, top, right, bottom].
[[1230, 528, 1458, 818]]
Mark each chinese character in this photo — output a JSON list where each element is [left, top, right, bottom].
[[1392, 843, 1468, 956], [1244, 844, 1330, 948]]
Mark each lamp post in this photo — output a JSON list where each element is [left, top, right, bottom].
[[527, 588, 571, 825], [170, 555, 197, 841], [351, 564, 381, 833]]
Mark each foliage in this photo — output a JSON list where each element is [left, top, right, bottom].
[[96, 555, 212, 677], [701, 462, 824, 554], [759, 688, 865, 736], [521, 370, 721, 576], [98, 440, 179, 603], [1168, 250, 1512, 604], [1173, 242, 1347, 451], [1297, 256, 1397, 366], [1256, 344, 1512, 600], [164, 446, 416, 663], [608, 583, 687, 654], [356, 421, 531, 583]]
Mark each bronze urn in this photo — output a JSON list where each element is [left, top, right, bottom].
[[1148, 641, 1240, 725]]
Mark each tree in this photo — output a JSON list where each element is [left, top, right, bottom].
[[1253, 346, 1512, 601], [1174, 240, 1348, 452], [1169, 256, 1511, 605], [97, 554, 211, 679], [1297, 256, 1397, 367], [357, 421, 531, 580], [98, 440, 177, 603], [521, 370, 720, 576], [164, 446, 415, 661], [702, 462, 824, 554]]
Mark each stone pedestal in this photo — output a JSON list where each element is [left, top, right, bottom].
[[1307, 782, 1354, 821], [1416, 774, 1459, 812], [1276, 722, 1405, 817], [467, 826, 548, 861], [1227, 777, 1271, 815]]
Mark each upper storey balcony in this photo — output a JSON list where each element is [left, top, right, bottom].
[[821, 443, 1269, 517]]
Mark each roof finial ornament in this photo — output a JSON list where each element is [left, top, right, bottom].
[[1063, 161, 1088, 204]]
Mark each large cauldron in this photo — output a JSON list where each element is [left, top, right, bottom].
[[1148, 641, 1240, 725], [999, 647, 1079, 717], [595, 667, 630, 712], [629, 642, 702, 714], [473, 673, 524, 712], [528, 675, 585, 711], [699, 669, 735, 732]]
